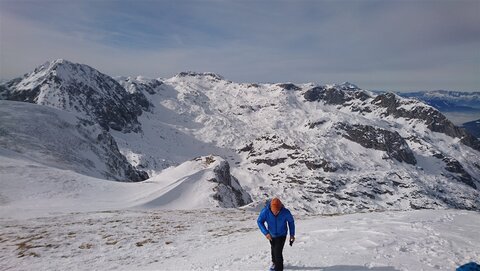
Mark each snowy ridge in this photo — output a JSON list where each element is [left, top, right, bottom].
[[138, 156, 251, 209], [0, 150, 249, 219]]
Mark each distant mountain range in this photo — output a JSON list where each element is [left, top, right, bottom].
[[0, 59, 479, 214], [396, 90, 480, 138], [397, 90, 480, 111], [462, 119, 480, 138]]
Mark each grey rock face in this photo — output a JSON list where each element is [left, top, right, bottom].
[[96, 131, 149, 182], [304, 86, 346, 104], [277, 83, 301, 91], [304, 85, 371, 105], [372, 93, 480, 152], [176, 71, 224, 81], [241, 135, 295, 168], [129, 91, 152, 113], [118, 77, 163, 95], [441, 156, 476, 189], [116, 77, 162, 112], [201, 156, 252, 207], [253, 158, 288, 166], [0, 85, 9, 99], [337, 123, 417, 165], [301, 159, 338, 172], [213, 159, 232, 187], [307, 120, 327, 129]]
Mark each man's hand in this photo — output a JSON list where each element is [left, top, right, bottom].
[[266, 233, 272, 241], [289, 236, 295, 246]]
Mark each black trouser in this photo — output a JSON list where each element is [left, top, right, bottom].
[[270, 236, 286, 271]]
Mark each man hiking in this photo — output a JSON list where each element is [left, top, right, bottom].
[[257, 197, 295, 271]]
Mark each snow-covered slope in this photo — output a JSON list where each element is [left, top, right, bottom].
[[0, 100, 147, 182], [0, 151, 250, 218], [1, 208, 478, 270], [138, 156, 251, 209], [1, 60, 480, 215]]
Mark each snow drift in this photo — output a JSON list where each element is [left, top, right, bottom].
[[0, 152, 250, 219]]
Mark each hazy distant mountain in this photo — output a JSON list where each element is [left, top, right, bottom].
[[396, 90, 480, 134], [462, 119, 480, 138], [397, 90, 480, 111]]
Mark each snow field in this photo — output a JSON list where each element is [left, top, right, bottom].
[[1, 209, 478, 271]]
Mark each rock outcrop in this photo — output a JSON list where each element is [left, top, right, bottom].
[[200, 156, 252, 207], [336, 123, 417, 165]]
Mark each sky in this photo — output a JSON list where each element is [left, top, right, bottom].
[[0, 0, 479, 91]]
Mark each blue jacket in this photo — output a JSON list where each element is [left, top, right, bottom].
[[257, 201, 295, 238]]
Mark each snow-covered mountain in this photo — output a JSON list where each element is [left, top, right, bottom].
[[1, 60, 479, 215], [1, 59, 147, 132]]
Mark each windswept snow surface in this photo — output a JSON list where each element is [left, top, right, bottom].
[[1, 148, 478, 270], [0, 151, 244, 218], [1, 209, 478, 271]]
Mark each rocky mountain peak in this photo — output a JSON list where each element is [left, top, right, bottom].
[[304, 84, 371, 105], [26, 59, 95, 85], [327, 82, 361, 91], [1, 59, 148, 132], [276, 83, 302, 91], [175, 71, 225, 81]]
